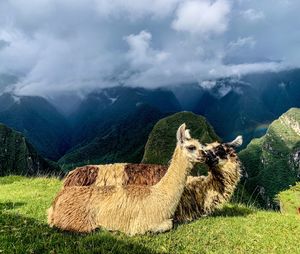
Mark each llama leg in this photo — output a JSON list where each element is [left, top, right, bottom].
[[150, 219, 173, 233]]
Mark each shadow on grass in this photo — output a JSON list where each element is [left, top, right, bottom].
[[0, 209, 162, 254], [0, 202, 25, 210], [211, 205, 255, 217], [0, 176, 25, 185]]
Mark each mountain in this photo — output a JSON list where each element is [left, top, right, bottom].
[[0, 74, 18, 93], [0, 93, 71, 161], [46, 92, 83, 116], [142, 111, 220, 172], [0, 123, 60, 176], [1, 69, 300, 168], [69, 86, 181, 147], [169, 69, 300, 147], [59, 105, 164, 171], [194, 78, 274, 145], [169, 83, 205, 111], [239, 108, 300, 208]]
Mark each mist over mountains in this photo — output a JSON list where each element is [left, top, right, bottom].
[[0, 68, 300, 166]]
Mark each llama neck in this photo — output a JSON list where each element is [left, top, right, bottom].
[[152, 145, 192, 198], [207, 159, 241, 195]]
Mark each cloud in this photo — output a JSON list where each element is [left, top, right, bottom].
[[241, 8, 265, 22], [0, 0, 299, 96], [0, 39, 10, 50], [124, 30, 169, 69], [228, 37, 256, 50], [94, 0, 180, 19], [172, 0, 231, 35]]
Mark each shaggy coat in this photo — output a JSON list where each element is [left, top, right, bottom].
[[63, 140, 242, 223], [48, 124, 204, 235], [175, 142, 241, 222]]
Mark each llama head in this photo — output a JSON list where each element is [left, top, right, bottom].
[[204, 136, 243, 167], [176, 123, 206, 163]]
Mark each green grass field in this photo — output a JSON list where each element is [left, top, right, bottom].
[[278, 183, 300, 215], [0, 176, 300, 254]]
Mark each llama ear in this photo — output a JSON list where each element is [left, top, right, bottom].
[[227, 135, 243, 148], [185, 129, 191, 140], [176, 123, 187, 144]]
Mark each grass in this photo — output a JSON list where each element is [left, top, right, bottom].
[[277, 182, 300, 215], [0, 176, 300, 254]]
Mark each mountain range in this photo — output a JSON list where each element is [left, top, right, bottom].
[[0, 68, 300, 170]]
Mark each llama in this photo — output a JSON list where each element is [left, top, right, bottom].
[[63, 136, 242, 223], [174, 136, 242, 222], [48, 123, 205, 235]]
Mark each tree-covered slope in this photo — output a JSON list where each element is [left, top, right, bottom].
[[0, 124, 60, 176], [142, 111, 220, 165], [239, 108, 300, 207], [59, 105, 164, 171]]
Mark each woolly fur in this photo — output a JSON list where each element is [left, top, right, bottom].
[[63, 141, 242, 223], [48, 124, 202, 235]]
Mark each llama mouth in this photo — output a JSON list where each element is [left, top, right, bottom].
[[195, 157, 206, 163]]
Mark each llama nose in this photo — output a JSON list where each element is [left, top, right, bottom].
[[199, 150, 207, 159]]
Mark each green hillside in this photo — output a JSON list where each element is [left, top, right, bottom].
[[277, 182, 300, 215], [0, 176, 299, 254], [239, 108, 300, 207], [142, 111, 220, 165], [0, 124, 60, 176]]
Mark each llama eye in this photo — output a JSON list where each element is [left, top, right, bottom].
[[187, 145, 196, 151]]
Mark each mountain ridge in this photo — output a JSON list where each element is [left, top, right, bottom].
[[239, 107, 300, 207], [0, 123, 60, 176]]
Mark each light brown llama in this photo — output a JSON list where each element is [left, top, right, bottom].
[[47, 124, 205, 235], [63, 136, 242, 223]]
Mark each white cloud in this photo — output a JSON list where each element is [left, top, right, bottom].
[[241, 9, 265, 22], [124, 30, 169, 69], [172, 0, 231, 35], [217, 62, 288, 78], [228, 37, 256, 50], [200, 80, 217, 89], [94, 0, 180, 19]]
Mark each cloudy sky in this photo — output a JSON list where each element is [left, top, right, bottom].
[[0, 0, 299, 96]]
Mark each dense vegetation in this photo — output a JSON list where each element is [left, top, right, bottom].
[[142, 111, 220, 165], [239, 108, 300, 207], [142, 111, 220, 175], [0, 176, 299, 254], [0, 124, 59, 176]]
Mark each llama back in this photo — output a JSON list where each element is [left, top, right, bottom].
[[63, 163, 167, 188]]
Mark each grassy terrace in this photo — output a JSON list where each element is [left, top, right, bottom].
[[0, 176, 299, 254], [278, 182, 300, 215]]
